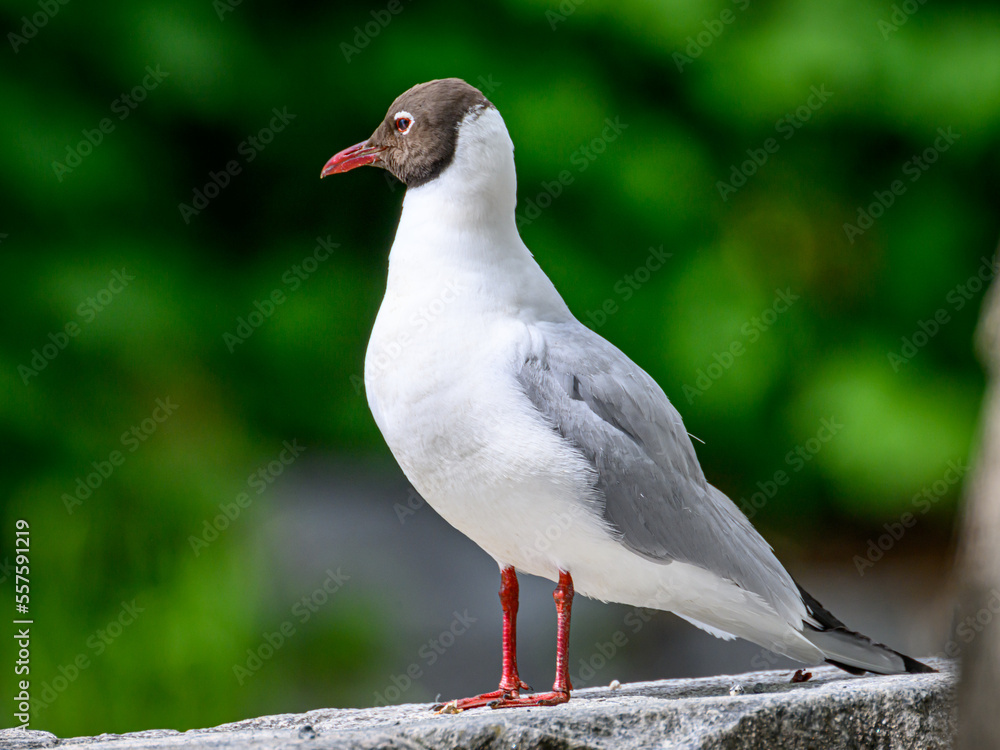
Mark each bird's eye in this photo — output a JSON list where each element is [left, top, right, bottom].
[[393, 111, 414, 135]]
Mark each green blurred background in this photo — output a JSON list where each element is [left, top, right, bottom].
[[2, 0, 999, 738]]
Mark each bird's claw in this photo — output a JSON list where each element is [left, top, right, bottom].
[[432, 687, 521, 712], [488, 690, 570, 709]]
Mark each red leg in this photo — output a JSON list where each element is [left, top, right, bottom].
[[490, 570, 573, 708], [432, 566, 530, 711], [497, 567, 532, 693]]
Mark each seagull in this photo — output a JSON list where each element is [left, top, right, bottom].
[[320, 78, 934, 709]]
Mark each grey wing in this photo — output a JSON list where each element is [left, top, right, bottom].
[[517, 320, 805, 625]]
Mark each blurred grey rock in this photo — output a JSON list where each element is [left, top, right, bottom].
[[4, 661, 955, 750], [957, 251, 1000, 747]]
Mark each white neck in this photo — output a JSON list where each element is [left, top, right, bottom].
[[385, 108, 572, 322], [401, 107, 518, 235]]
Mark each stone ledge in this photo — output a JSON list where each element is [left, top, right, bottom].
[[2, 659, 955, 750]]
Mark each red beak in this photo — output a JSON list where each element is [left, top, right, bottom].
[[320, 141, 384, 177]]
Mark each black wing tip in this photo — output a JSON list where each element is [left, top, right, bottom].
[[825, 652, 937, 676], [899, 653, 938, 674], [796, 582, 848, 629], [798, 581, 937, 675]]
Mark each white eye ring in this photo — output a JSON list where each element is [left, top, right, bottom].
[[394, 110, 414, 134]]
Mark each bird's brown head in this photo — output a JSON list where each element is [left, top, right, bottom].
[[321, 78, 492, 189]]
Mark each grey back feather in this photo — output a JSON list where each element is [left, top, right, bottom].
[[516, 320, 804, 625]]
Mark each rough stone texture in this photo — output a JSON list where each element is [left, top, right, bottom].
[[2, 660, 955, 750]]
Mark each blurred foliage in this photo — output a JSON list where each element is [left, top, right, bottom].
[[1, 0, 998, 737]]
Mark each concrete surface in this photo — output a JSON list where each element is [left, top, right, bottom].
[[2, 659, 955, 750]]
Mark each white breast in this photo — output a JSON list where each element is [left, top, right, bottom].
[[364, 277, 602, 576]]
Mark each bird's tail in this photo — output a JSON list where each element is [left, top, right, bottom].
[[797, 584, 936, 675]]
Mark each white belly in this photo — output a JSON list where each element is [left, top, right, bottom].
[[364, 291, 610, 580]]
